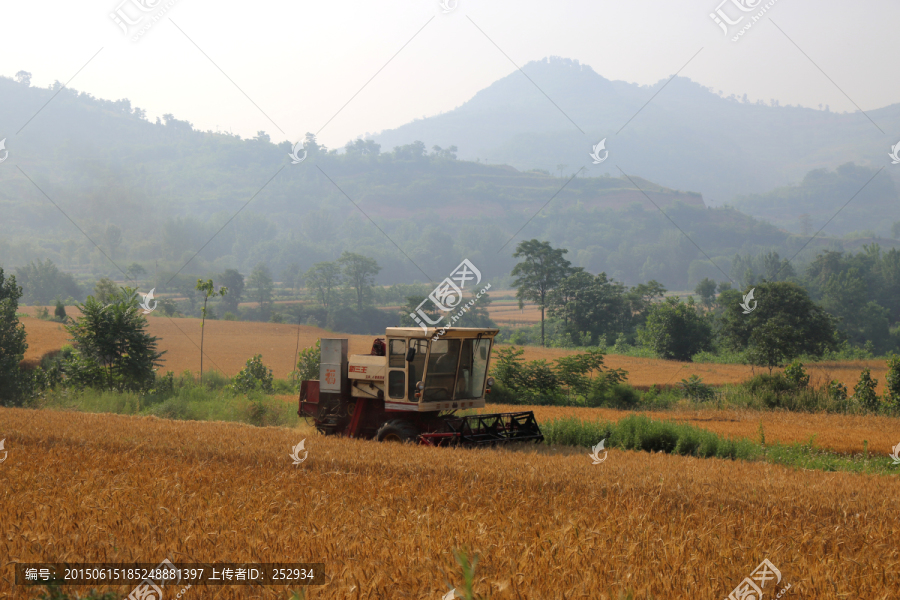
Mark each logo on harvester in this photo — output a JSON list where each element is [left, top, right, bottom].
[[290, 440, 308, 465], [740, 288, 757, 314], [588, 438, 608, 464]]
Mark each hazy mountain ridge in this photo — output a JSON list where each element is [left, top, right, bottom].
[[374, 56, 900, 214]]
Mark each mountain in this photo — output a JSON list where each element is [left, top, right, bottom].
[[373, 56, 900, 210], [1, 70, 897, 293]]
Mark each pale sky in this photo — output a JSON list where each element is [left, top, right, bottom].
[[3, 0, 898, 151]]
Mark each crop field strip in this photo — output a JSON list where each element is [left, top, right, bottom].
[[1, 409, 898, 599], [17, 312, 890, 393], [478, 404, 899, 456]]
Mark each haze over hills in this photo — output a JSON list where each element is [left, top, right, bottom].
[[374, 56, 900, 207], [0, 62, 898, 293]]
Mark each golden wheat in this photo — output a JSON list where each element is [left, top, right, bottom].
[[1, 408, 898, 599]]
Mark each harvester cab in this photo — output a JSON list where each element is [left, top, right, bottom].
[[299, 327, 543, 446]]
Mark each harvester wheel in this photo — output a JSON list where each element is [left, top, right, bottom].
[[376, 420, 420, 443]]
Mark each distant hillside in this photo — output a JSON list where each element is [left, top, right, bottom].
[[1, 70, 896, 293], [374, 56, 900, 214], [733, 163, 900, 236]]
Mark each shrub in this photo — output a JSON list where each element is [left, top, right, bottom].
[[230, 354, 274, 394], [679, 374, 716, 402], [637, 296, 713, 361], [54, 299, 67, 321], [783, 360, 810, 388], [295, 339, 321, 382], [828, 380, 849, 403], [853, 368, 879, 411]]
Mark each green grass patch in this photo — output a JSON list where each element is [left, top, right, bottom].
[[542, 414, 899, 475], [37, 384, 299, 427]]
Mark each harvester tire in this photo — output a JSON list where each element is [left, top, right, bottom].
[[376, 420, 420, 443]]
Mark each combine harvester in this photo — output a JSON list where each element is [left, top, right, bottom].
[[299, 327, 543, 446]]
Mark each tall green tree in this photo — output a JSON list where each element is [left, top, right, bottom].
[[338, 252, 380, 310], [306, 261, 342, 310], [0, 269, 28, 406], [218, 269, 245, 313], [511, 239, 573, 346], [718, 282, 838, 372], [694, 278, 717, 309], [247, 263, 274, 315], [196, 279, 227, 381], [66, 286, 165, 391]]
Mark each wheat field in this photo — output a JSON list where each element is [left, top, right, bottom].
[[1, 408, 898, 599], [16, 311, 889, 393]]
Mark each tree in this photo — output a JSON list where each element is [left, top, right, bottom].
[[218, 269, 245, 313], [0, 269, 28, 406], [511, 239, 573, 346], [247, 263, 274, 314], [338, 252, 380, 310], [638, 297, 713, 361], [282, 263, 302, 294], [548, 271, 629, 346], [126, 263, 147, 280], [65, 286, 165, 391], [15, 70, 32, 85], [94, 277, 119, 303], [15, 259, 82, 305], [196, 279, 227, 381], [306, 261, 342, 310], [694, 278, 717, 309], [718, 282, 838, 372]]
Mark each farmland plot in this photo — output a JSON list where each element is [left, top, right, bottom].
[[1, 408, 898, 599]]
